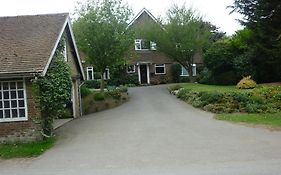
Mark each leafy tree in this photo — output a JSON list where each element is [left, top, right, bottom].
[[73, 0, 134, 91], [230, 0, 281, 82], [140, 5, 212, 82]]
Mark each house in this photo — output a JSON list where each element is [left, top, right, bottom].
[[125, 8, 202, 85], [0, 13, 85, 143]]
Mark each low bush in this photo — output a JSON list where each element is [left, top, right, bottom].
[[84, 80, 102, 89], [94, 92, 105, 101], [81, 86, 91, 98], [237, 76, 257, 89], [168, 85, 183, 92], [105, 90, 122, 100]]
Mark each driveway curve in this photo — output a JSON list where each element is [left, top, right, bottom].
[[1, 85, 281, 175]]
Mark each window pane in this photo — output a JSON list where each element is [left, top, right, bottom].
[[182, 67, 189, 76], [4, 110, 10, 118], [19, 109, 25, 117], [18, 100, 24, 107], [3, 91, 9, 99], [12, 109, 18, 118], [11, 100, 17, 108], [4, 101, 10, 108], [3, 83, 9, 90], [11, 91, 16, 99], [0, 110, 3, 118], [18, 90, 24, 98], [10, 82, 16, 89], [156, 67, 165, 74], [0, 101, 2, 108], [0, 92, 2, 99], [17, 82, 23, 89]]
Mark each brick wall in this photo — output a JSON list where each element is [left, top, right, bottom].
[[0, 79, 42, 143]]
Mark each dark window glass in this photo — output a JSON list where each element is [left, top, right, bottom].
[[19, 109, 25, 117], [11, 100, 17, 108], [3, 91, 9, 99], [18, 90, 24, 98], [11, 91, 16, 99], [0, 92, 2, 99], [3, 83, 9, 90], [0, 110, 3, 118], [156, 67, 165, 74], [12, 109, 18, 118], [4, 101, 10, 108], [4, 110, 10, 118], [0, 101, 2, 108], [18, 100, 24, 107], [88, 70, 93, 80], [10, 82, 16, 89], [17, 82, 23, 89]]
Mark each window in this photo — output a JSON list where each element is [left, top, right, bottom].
[[103, 68, 110, 80], [155, 64, 166, 75], [150, 41, 157, 50], [135, 39, 150, 50], [127, 65, 136, 73], [181, 65, 197, 76], [86, 67, 94, 80], [0, 80, 28, 122]]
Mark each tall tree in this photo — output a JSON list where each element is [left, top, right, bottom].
[[73, 0, 134, 91], [230, 0, 281, 82], [140, 5, 211, 82]]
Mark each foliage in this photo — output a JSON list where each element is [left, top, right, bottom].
[[93, 92, 105, 101], [33, 39, 72, 137], [73, 0, 134, 91], [81, 86, 91, 98], [107, 66, 138, 86], [168, 84, 183, 92], [171, 64, 182, 83], [83, 80, 102, 89], [105, 90, 122, 100], [216, 113, 281, 127], [237, 76, 257, 89], [0, 137, 55, 159], [170, 83, 281, 114], [140, 4, 212, 82]]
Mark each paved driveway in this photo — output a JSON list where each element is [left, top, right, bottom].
[[1, 85, 281, 175]]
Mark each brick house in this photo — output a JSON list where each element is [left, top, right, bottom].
[[0, 13, 85, 143], [125, 8, 202, 85]]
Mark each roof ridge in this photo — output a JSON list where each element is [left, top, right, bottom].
[[0, 12, 69, 19]]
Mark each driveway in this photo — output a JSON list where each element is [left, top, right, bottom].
[[1, 85, 281, 175]]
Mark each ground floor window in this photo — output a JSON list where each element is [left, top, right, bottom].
[[86, 67, 94, 80], [0, 80, 28, 122], [127, 65, 136, 73], [155, 64, 166, 75], [181, 64, 196, 76]]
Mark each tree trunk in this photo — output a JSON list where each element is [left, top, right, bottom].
[[100, 72, 105, 92]]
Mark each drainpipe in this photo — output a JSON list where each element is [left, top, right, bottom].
[[79, 81, 85, 117]]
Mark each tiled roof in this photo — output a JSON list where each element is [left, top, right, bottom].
[[0, 13, 68, 75]]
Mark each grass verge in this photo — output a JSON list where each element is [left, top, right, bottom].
[[216, 113, 281, 127], [0, 137, 55, 159]]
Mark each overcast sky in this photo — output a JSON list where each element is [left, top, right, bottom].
[[0, 0, 243, 35]]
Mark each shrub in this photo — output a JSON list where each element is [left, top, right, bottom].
[[200, 92, 223, 104], [237, 76, 257, 89], [84, 80, 101, 89], [93, 92, 105, 101], [81, 86, 91, 98], [168, 85, 183, 92], [105, 90, 122, 100], [171, 64, 182, 83], [117, 85, 128, 93]]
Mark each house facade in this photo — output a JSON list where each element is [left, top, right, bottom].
[[0, 13, 85, 143]]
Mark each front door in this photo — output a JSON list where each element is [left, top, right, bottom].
[[140, 64, 148, 84]]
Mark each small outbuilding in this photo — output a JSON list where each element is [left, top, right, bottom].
[[0, 13, 85, 143]]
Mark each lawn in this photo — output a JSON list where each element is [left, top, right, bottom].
[[181, 83, 239, 92], [0, 137, 55, 159], [216, 113, 281, 127]]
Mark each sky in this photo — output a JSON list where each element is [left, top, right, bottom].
[[0, 0, 243, 35]]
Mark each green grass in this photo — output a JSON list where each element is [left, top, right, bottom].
[[216, 113, 281, 126], [0, 137, 55, 159], [181, 83, 240, 92]]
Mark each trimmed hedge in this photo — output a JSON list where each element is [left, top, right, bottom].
[[170, 85, 281, 114]]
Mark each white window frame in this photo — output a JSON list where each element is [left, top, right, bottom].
[[103, 68, 110, 80], [86, 67, 94, 80], [150, 41, 157, 50], [155, 64, 166, 75], [63, 40, 67, 62], [127, 65, 136, 74], [0, 79, 28, 123], [135, 39, 150, 51], [181, 64, 197, 76]]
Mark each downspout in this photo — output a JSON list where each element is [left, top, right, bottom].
[[79, 81, 85, 117]]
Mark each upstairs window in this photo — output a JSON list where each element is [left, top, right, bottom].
[[86, 67, 94, 80], [150, 41, 157, 50], [127, 65, 136, 73], [181, 65, 197, 76], [0, 80, 28, 122], [135, 39, 151, 50], [155, 64, 166, 75]]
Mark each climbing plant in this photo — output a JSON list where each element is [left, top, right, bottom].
[[33, 38, 72, 138]]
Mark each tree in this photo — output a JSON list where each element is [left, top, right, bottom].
[[230, 0, 281, 82], [73, 0, 134, 91], [140, 4, 211, 82]]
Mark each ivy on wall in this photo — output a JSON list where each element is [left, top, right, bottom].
[[33, 37, 72, 137]]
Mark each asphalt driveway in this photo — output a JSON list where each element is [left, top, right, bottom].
[[1, 85, 281, 175]]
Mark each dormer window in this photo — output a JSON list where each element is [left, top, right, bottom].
[[135, 39, 150, 50]]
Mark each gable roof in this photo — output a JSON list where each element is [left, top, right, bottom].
[[127, 8, 159, 29], [0, 13, 85, 79]]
